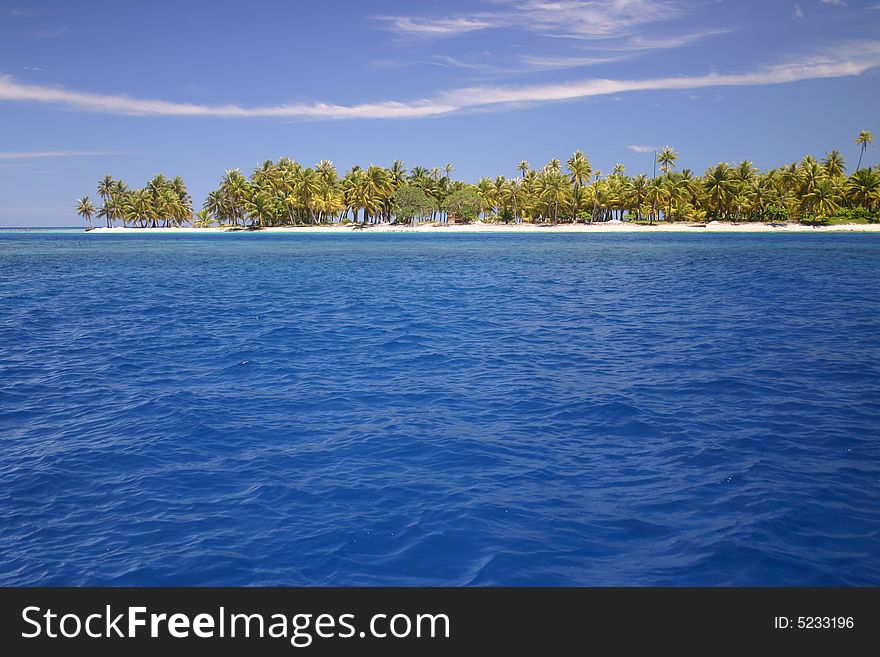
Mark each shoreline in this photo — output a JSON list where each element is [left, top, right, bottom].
[[84, 222, 880, 234]]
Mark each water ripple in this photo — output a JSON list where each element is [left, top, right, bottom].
[[1, 232, 879, 585]]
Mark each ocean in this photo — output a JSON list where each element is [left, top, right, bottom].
[[1, 230, 878, 585]]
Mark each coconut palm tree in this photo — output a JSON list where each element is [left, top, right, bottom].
[[97, 175, 115, 204], [82, 141, 880, 230], [823, 150, 846, 178], [565, 150, 592, 221], [626, 174, 649, 220], [846, 168, 880, 210], [856, 130, 874, 171], [702, 163, 734, 219], [544, 158, 562, 175], [76, 197, 95, 228], [296, 168, 323, 223], [540, 172, 569, 224], [645, 178, 669, 224], [804, 179, 840, 218], [656, 147, 678, 174]]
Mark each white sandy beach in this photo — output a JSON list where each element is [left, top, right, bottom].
[[86, 222, 880, 234]]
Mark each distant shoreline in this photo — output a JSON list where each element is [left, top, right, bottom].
[[83, 222, 880, 234]]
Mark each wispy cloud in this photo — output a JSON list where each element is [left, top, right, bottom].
[[1, 43, 878, 121], [588, 29, 730, 52], [379, 0, 689, 40], [378, 2, 727, 73], [378, 16, 495, 36], [24, 25, 68, 38], [518, 53, 628, 70], [627, 145, 659, 153], [421, 55, 495, 71], [820, 0, 846, 5], [0, 150, 124, 159], [793, 4, 804, 19]]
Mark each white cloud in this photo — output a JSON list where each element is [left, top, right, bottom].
[[0, 150, 123, 159], [627, 145, 659, 153], [595, 30, 730, 51], [518, 53, 626, 70], [793, 4, 804, 18], [380, 0, 689, 40], [820, 0, 846, 5], [378, 16, 495, 36], [25, 25, 68, 38], [422, 55, 495, 71], [1, 43, 878, 121]]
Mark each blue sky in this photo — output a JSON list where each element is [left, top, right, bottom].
[[1, 0, 878, 225]]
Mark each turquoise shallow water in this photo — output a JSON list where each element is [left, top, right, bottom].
[[1, 232, 879, 585]]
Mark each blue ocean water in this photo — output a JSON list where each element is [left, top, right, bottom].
[[1, 231, 879, 586]]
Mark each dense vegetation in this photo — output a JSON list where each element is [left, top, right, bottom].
[[76, 132, 879, 228]]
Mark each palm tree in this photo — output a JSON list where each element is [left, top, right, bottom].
[[823, 150, 846, 178], [539, 172, 569, 225], [846, 168, 880, 210], [626, 174, 649, 220], [97, 175, 115, 203], [856, 130, 874, 171], [804, 179, 840, 218], [656, 147, 678, 175], [81, 141, 880, 230], [76, 197, 95, 228], [296, 168, 323, 223], [565, 150, 592, 221], [95, 175, 117, 227], [702, 163, 734, 219], [645, 178, 668, 224]]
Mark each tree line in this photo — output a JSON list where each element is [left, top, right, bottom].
[[77, 131, 878, 228]]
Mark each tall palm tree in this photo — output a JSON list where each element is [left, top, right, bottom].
[[645, 178, 668, 224], [804, 179, 840, 217], [97, 175, 115, 203], [856, 130, 874, 171], [702, 163, 734, 219], [296, 168, 323, 223], [846, 168, 880, 210], [76, 197, 95, 228], [565, 150, 592, 221], [81, 142, 880, 230], [656, 147, 678, 175], [627, 174, 649, 220], [822, 150, 846, 178], [540, 172, 569, 225]]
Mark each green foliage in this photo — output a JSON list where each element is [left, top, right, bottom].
[[391, 185, 434, 224], [80, 133, 880, 228], [444, 188, 482, 222], [764, 205, 790, 221], [805, 206, 878, 225]]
